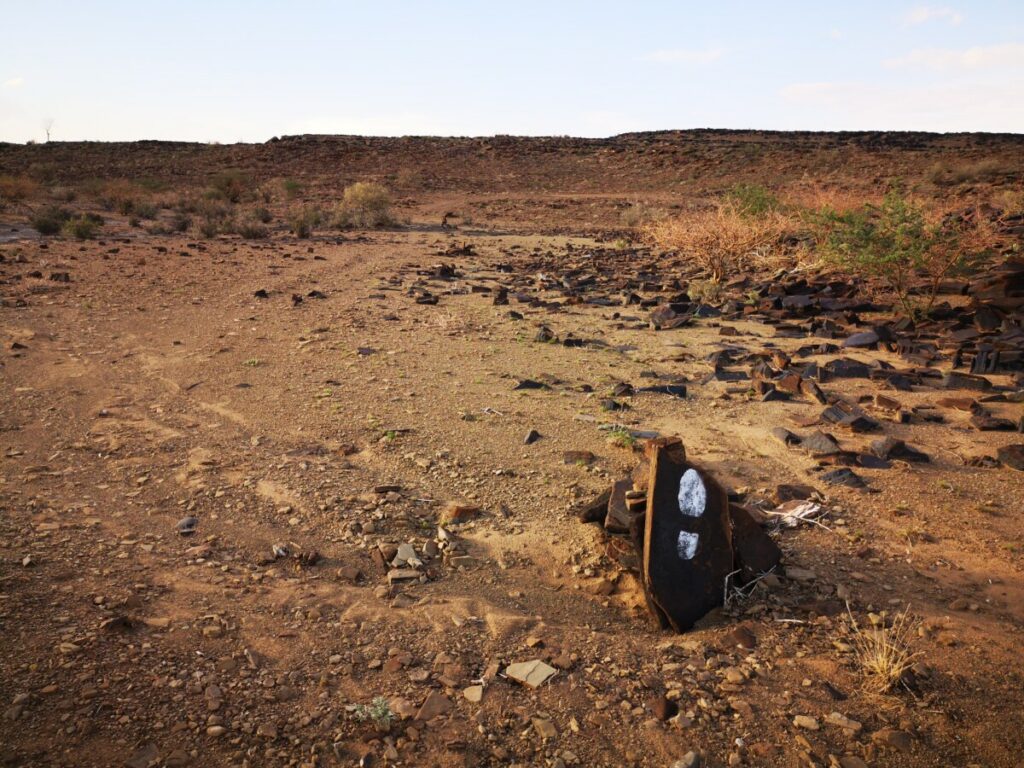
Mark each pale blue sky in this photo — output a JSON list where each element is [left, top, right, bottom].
[[2, 1, 1022, 142]]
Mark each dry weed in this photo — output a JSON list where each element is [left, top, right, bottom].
[[847, 606, 921, 693], [645, 203, 791, 280]]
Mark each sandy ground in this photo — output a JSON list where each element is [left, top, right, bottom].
[[1, 172, 1023, 768]]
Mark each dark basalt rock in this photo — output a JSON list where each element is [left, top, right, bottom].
[[642, 439, 734, 631]]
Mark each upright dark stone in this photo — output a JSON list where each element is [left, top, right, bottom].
[[642, 439, 733, 631]]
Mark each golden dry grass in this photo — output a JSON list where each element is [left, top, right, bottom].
[[644, 202, 792, 280], [0, 175, 39, 204], [848, 607, 921, 693]]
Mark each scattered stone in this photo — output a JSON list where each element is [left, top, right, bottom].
[[504, 659, 557, 688], [871, 437, 929, 463], [872, 728, 913, 752], [649, 695, 678, 721], [821, 467, 866, 489], [825, 712, 862, 734], [532, 716, 558, 739], [671, 751, 702, 768], [463, 685, 483, 703], [524, 429, 542, 445], [997, 444, 1024, 470], [793, 715, 819, 730], [415, 691, 452, 721], [176, 516, 198, 536]]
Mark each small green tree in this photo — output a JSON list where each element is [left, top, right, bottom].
[[816, 189, 998, 317]]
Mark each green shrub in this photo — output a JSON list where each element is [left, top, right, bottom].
[[334, 182, 393, 228], [208, 170, 252, 203], [728, 183, 781, 217], [62, 214, 102, 240], [30, 206, 72, 235], [815, 188, 1001, 317], [282, 178, 303, 199], [253, 206, 272, 224]]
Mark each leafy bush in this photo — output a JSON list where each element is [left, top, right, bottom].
[[646, 203, 789, 281], [290, 207, 321, 238], [208, 170, 252, 203], [62, 214, 103, 240], [253, 206, 272, 224], [728, 183, 781, 217], [282, 178, 303, 199], [814, 189, 1002, 317], [30, 206, 72, 235], [335, 182, 393, 228]]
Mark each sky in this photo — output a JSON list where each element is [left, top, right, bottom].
[[1, 1, 1023, 142]]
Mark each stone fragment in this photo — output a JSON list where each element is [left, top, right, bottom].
[[872, 728, 913, 752], [672, 751, 702, 768], [415, 691, 452, 721], [729, 504, 782, 579], [997, 444, 1024, 471], [176, 516, 198, 536], [821, 467, 866, 488], [793, 715, 819, 730], [504, 659, 557, 688], [941, 372, 992, 391], [870, 437, 929, 462], [532, 716, 558, 739]]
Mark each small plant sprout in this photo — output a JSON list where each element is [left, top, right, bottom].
[[242, 358, 262, 367], [350, 696, 394, 730], [607, 427, 637, 450]]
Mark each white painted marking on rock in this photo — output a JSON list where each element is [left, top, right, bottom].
[[677, 469, 706, 518], [677, 531, 699, 560]]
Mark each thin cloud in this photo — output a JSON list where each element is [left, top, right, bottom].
[[884, 43, 1024, 71], [3, 77, 25, 89], [642, 48, 724, 64], [903, 6, 964, 26]]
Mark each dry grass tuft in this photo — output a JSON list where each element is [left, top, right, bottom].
[[0, 175, 39, 205], [847, 606, 920, 693], [645, 202, 791, 280]]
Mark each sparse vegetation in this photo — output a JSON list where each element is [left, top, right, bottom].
[[0, 175, 38, 205], [62, 214, 103, 240], [646, 202, 790, 281], [335, 182, 393, 228], [846, 606, 920, 693], [687, 278, 724, 304], [30, 206, 72, 235], [208, 170, 253, 203], [727, 183, 781, 217], [606, 427, 638, 450], [235, 220, 269, 239], [350, 696, 393, 730], [814, 188, 1003, 317], [290, 207, 321, 238]]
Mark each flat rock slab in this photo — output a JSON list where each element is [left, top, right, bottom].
[[505, 659, 557, 688], [643, 440, 733, 632]]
